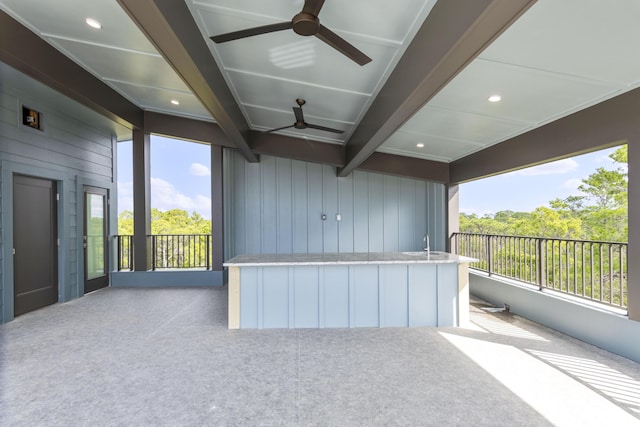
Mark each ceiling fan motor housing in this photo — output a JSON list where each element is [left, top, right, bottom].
[[292, 12, 320, 36]]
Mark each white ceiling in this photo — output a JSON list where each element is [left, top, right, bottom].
[[2, 0, 640, 164], [381, 0, 640, 162]]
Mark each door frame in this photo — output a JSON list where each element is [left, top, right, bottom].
[[1, 161, 66, 323], [83, 185, 110, 293]]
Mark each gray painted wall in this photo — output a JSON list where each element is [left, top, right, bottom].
[[0, 62, 116, 322], [223, 149, 446, 259]]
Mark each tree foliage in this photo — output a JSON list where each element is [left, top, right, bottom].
[[117, 209, 212, 270], [117, 208, 211, 235], [460, 146, 628, 242]]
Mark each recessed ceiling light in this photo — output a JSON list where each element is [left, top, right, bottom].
[[416, 143, 425, 148], [170, 99, 180, 105], [85, 18, 102, 29], [488, 94, 502, 103]]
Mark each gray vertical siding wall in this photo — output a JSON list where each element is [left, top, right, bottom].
[[0, 62, 116, 322], [224, 149, 446, 258]]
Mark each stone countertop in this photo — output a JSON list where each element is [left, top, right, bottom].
[[223, 251, 478, 267]]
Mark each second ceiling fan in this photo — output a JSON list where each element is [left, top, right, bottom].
[[209, 0, 372, 66], [265, 99, 344, 134]]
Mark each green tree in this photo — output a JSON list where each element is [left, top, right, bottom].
[[610, 144, 627, 163], [118, 210, 134, 235], [561, 145, 627, 241], [459, 145, 627, 242], [510, 206, 582, 239], [578, 168, 627, 210], [578, 145, 627, 210], [151, 208, 211, 235], [117, 208, 211, 235], [459, 213, 507, 235]]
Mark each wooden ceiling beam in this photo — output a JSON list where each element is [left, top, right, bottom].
[[250, 131, 345, 167], [250, 131, 449, 182], [358, 152, 449, 183], [143, 112, 234, 147]]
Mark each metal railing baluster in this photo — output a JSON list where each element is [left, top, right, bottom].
[[114, 234, 213, 271], [450, 232, 627, 310]]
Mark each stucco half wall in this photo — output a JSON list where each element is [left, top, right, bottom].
[[469, 272, 640, 364]]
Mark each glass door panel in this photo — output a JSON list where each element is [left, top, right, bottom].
[[84, 186, 108, 292]]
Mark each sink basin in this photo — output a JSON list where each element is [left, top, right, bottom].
[[401, 251, 446, 256]]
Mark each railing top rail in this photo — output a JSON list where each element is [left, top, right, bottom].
[[148, 234, 211, 237], [451, 232, 627, 246], [113, 234, 210, 237]]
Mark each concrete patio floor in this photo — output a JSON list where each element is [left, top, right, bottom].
[[1, 286, 639, 426]]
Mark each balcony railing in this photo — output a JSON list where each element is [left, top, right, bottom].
[[451, 233, 628, 310], [114, 234, 212, 271], [115, 235, 134, 271]]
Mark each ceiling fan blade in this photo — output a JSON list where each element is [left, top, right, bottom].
[[306, 123, 344, 134], [264, 124, 295, 133], [293, 106, 305, 122], [315, 25, 372, 66], [210, 21, 292, 43], [302, 0, 325, 16]]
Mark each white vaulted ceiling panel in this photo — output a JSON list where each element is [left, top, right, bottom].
[[108, 81, 212, 120], [225, 69, 370, 136], [378, 106, 533, 161], [378, 130, 484, 163], [481, 0, 640, 85], [0, 0, 156, 54], [429, 59, 621, 124], [208, 35, 399, 95], [51, 39, 190, 93]]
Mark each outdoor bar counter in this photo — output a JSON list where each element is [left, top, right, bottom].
[[224, 251, 476, 329]]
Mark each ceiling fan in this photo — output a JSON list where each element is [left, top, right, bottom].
[[264, 99, 344, 134], [209, 0, 372, 66]]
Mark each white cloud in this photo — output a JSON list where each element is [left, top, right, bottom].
[[117, 181, 133, 213], [190, 163, 210, 176], [595, 153, 613, 164], [515, 158, 579, 176], [117, 178, 211, 218], [563, 178, 582, 190], [151, 177, 211, 218]]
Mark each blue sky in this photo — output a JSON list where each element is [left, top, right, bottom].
[[117, 137, 622, 219], [459, 146, 621, 216], [117, 136, 212, 219]]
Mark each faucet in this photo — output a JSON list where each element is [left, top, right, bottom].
[[423, 233, 430, 253]]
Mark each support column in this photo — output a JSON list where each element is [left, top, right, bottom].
[[211, 145, 224, 271], [447, 184, 460, 252], [132, 128, 151, 271], [628, 141, 639, 321]]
